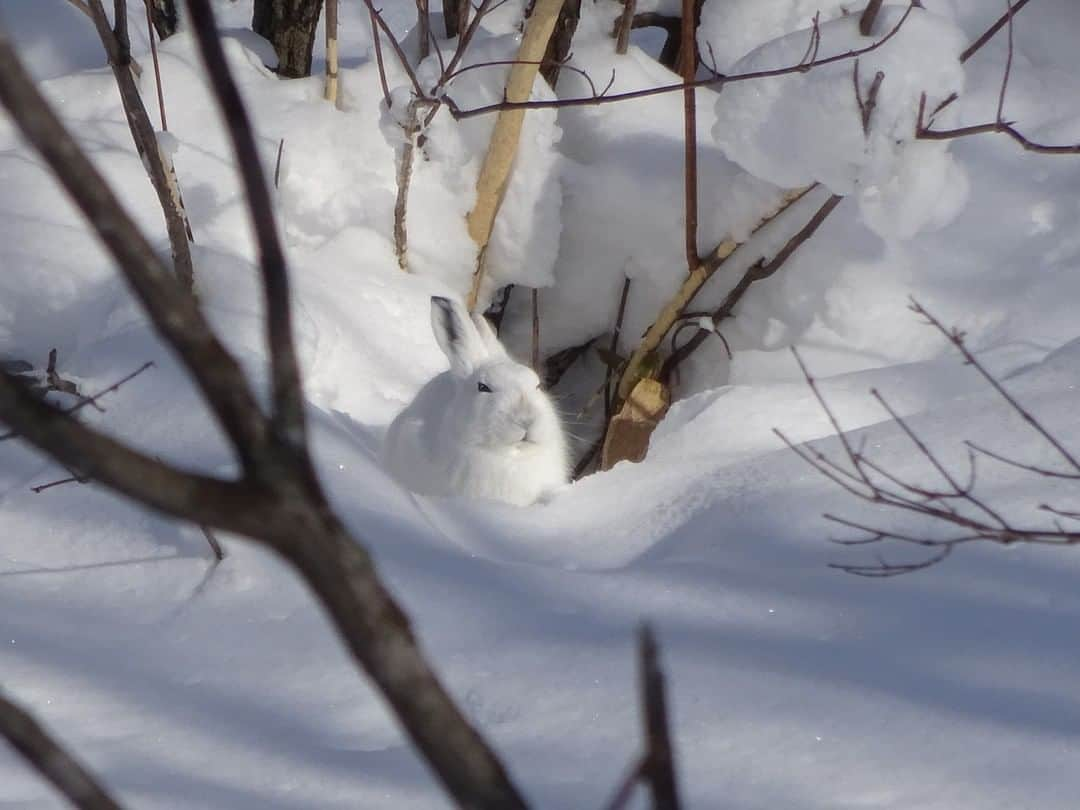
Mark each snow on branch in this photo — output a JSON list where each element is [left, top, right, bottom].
[[446, 2, 919, 119]]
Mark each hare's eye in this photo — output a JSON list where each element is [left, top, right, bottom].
[[477, 382, 492, 393]]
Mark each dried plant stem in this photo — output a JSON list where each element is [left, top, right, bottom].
[[325, 0, 339, 104], [88, 0, 195, 292], [466, 0, 565, 311], [680, 0, 698, 274], [615, 186, 812, 401], [144, 1, 168, 130], [531, 288, 541, 373], [394, 102, 422, 272]]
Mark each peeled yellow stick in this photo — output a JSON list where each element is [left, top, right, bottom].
[[465, 0, 565, 311]]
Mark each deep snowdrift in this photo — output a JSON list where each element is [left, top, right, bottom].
[[3, 1, 1080, 808]]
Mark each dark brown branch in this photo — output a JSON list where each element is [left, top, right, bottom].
[[448, 3, 917, 118], [201, 525, 226, 561], [859, 0, 885, 36], [0, 361, 154, 442], [0, 371, 259, 531], [87, 0, 195, 292], [639, 625, 681, 810], [0, 28, 268, 467], [186, 0, 309, 458], [0, 692, 125, 810], [602, 756, 646, 810], [959, 0, 1033, 63], [540, 0, 579, 86], [144, 0, 168, 130], [917, 120, 1080, 153], [853, 60, 885, 136], [0, 17, 529, 810], [604, 277, 632, 421], [359, 0, 426, 100], [681, 0, 698, 275], [995, 0, 1015, 125], [369, 4, 393, 108], [444, 0, 466, 39], [531, 288, 541, 373]]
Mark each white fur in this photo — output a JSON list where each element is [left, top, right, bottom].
[[382, 296, 569, 506]]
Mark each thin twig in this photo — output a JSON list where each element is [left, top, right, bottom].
[[531, 288, 541, 374], [201, 525, 226, 561], [145, 0, 168, 130], [681, 0, 698, 275], [661, 193, 843, 383], [448, 3, 917, 118], [995, 0, 1014, 126], [1, 362, 154, 442], [604, 277, 632, 421]]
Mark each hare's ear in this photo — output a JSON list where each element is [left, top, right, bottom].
[[431, 296, 486, 377], [471, 311, 507, 358]]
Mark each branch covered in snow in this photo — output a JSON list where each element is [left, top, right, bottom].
[[446, 2, 919, 119], [780, 301, 1080, 577], [0, 692, 125, 810]]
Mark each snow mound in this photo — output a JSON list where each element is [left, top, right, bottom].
[[713, 7, 967, 239]]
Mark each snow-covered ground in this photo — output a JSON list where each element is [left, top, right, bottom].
[[2, 1, 1080, 807]]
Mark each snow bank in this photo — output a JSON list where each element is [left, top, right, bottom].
[[713, 6, 967, 240]]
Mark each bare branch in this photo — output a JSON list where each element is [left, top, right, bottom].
[[959, 0, 1033, 63], [859, 0, 885, 36], [680, 0, 698, 275], [639, 624, 681, 810], [615, 185, 814, 403], [186, 0, 309, 457], [0, 26, 268, 466], [0, 692, 125, 810], [449, 3, 918, 119], [0, 15, 530, 809], [910, 299, 1080, 474], [661, 193, 843, 382], [87, 0, 196, 292]]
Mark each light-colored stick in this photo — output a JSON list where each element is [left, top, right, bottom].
[[465, 0, 565, 311], [615, 186, 811, 401]]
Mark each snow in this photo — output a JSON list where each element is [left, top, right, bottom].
[[3, 1, 1080, 808], [712, 7, 967, 239]]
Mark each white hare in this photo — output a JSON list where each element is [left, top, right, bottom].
[[382, 296, 569, 506]]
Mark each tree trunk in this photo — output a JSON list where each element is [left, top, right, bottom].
[[540, 0, 580, 87], [252, 0, 324, 78]]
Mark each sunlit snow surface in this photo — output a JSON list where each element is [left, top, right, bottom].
[[3, 1, 1080, 807]]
